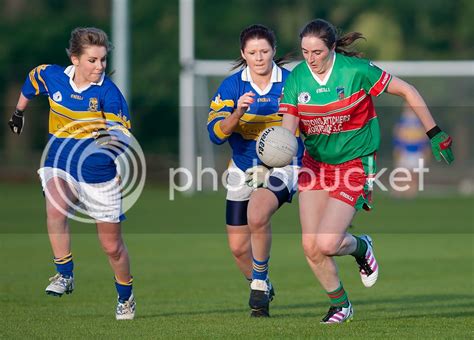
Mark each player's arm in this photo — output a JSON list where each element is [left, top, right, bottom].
[[218, 91, 255, 135], [207, 90, 255, 145], [94, 86, 132, 148], [8, 93, 29, 135], [15, 93, 29, 111], [386, 76, 454, 164], [8, 65, 50, 135], [93, 124, 131, 150], [282, 113, 299, 135], [278, 70, 300, 136], [207, 79, 240, 144]]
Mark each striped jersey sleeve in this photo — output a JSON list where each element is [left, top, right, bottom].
[[278, 68, 299, 117], [102, 83, 132, 138], [364, 61, 392, 97], [21, 64, 52, 98], [207, 77, 237, 144]]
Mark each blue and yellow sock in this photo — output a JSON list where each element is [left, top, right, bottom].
[[115, 276, 133, 303], [252, 257, 269, 281], [54, 253, 73, 278]]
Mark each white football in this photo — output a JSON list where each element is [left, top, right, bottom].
[[256, 126, 298, 167]]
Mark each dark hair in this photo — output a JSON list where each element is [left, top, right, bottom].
[[299, 19, 365, 58], [66, 27, 112, 57], [232, 24, 288, 70]]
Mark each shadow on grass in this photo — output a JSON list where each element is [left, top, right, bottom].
[[353, 293, 473, 309], [138, 293, 474, 319], [274, 293, 474, 319], [379, 309, 474, 321]]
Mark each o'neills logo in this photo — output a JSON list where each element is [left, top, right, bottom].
[[381, 72, 390, 86], [257, 127, 275, 156], [340, 191, 354, 202]]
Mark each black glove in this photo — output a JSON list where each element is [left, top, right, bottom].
[[92, 128, 113, 146], [8, 109, 24, 135]]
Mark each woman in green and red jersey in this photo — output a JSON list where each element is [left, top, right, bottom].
[[279, 19, 454, 324]]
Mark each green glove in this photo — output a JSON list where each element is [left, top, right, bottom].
[[427, 126, 454, 164]]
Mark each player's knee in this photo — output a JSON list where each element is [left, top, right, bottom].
[[46, 204, 68, 222], [102, 241, 125, 260], [229, 243, 250, 260], [316, 238, 341, 256], [247, 209, 270, 231], [302, 237, 323, 261]]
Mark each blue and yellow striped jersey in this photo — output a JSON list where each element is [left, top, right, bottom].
[[393, 113, 429, 153], [22, 64, 131, 183], [207, 64, 303, 171]]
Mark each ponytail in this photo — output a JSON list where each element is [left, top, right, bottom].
[[300, 19, 365, 58]]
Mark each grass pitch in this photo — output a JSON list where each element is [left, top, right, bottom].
[[0, 182, 472, 338]]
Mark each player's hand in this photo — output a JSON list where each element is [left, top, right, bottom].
[[235, 91, 255, 117], [92, 128, 113, 146], [427, 126, 454, 164], [245, 165, 271, 188], [8, 109, 24, 135]]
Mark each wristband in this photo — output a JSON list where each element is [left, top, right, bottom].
[[426, 125, 442, 139]]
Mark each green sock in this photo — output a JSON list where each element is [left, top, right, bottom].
[[351, 235, 368, 258], [327, 282, 349, 308]]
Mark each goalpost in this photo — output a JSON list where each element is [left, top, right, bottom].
[[179, 0, 474, 193]]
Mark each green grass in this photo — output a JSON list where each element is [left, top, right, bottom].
[[0, 182, 473, 338]]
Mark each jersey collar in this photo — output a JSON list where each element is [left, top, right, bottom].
[[64, 65, 105, 93], [241, 62, 282, 96], [306, 52, 336, 86]]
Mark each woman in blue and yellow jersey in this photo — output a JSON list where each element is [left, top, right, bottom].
[[207, 24, 304, 317], [8, 27, 135, 320], [392, 106, 431, 198]]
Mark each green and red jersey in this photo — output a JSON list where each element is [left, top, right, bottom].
[[279, 53, 392, 164]]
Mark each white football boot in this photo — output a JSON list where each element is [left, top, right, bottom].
[[116, 294, 136, 320], [356, 235, 379, 287], [45, 273, 74, 296], [320, 303, 354, 324]]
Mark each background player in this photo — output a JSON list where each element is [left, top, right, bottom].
[[8, 27, 136, 320], [280, 18, 454, 323], [392, 105, 431, 198], [207, 24, 303, 317]]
